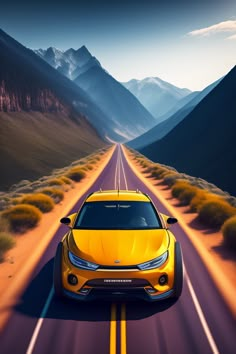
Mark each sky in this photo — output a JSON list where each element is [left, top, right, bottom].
[[0, 0, 236, 90]]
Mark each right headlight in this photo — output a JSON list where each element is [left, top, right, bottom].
[[68, 251, 99, 271], [137, 251, 168, 270]]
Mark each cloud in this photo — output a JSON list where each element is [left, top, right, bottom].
[[227, 33, 236, 40], [187, 20, 236, 39]]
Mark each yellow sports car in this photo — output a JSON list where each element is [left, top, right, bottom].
[[53, 190, 183, 301]]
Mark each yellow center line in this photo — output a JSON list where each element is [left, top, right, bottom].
[[121, 303, 127, 354], [110, 303, 117, 354], [110, 303, 127, 354]]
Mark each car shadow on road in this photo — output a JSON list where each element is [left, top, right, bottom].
[[15, 258, 177, 322]]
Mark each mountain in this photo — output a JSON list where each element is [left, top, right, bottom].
[[140, 66, 236, 196], [36, 46, 156, 141], [128, 77, 222, 150], [0, 28, 106, 190], [122, 77, 191, 122], [35, 46, 101, 80], [74, 66, 156, 141]]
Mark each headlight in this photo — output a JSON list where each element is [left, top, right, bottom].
[[68, 251, 99, 270], [137, 251, 168, 270]]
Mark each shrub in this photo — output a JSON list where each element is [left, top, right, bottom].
[[1, 204, 42, 232], [171, 181, 193, 199], [0, 232, 16, 262], [222, 216, 236, 250], [39, 188, 64, 204], [93, 156, 101, 161], [189, 190, 209, 212], [143, 164, 155, 174], [162, 172, 180, 187], [66, 168, 86, 182], [47, 178, 64, 187], [150, 166, 169, 179], [190, 191, 222, 212], [198, 200, 236, 228], [60, 176, 73, 185], [82, 164, 93, 171], [177, 185, 199, 206], [21, 193, 54, 213]]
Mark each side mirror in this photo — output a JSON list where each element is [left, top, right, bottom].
[[167, 217, 178, 225], [60, 217, 71, 226]]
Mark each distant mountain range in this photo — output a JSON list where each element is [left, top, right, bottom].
[[128, 77, 222, 150], [0, 29, 105, 190], [122, 77, 192, 122], [35, 46, 156, 141], [140, 65, 236, 196], [35, 46, 101, 80]]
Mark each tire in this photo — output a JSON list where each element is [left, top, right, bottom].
[[53, 242, 64, 298], [172, 242, 183, 299]]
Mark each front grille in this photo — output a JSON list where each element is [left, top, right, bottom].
[[86, 278, 150, 288], [98, 265, 138, 270]]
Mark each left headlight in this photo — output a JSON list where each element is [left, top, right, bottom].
[[137, 251, 168, 270], [68, 251, 99, 271]]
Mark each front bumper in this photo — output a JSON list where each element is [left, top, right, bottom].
[[62, 287, 174, 302]]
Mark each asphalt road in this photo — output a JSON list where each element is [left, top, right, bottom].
[[0, 144, 235, 354]]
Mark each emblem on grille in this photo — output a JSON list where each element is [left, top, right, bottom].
[[114, 260, 121, 263]]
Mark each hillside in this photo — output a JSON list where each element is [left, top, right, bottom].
[[140, 66, 236, 196], [0, 29, 105, 190]]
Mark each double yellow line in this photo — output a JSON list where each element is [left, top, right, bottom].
[[110, 303, 127, 354]]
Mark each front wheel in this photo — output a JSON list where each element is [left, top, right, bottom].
[[172, 242, 183, 299], [53, 242, 64, 298]]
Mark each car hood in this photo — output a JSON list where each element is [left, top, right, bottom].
[[68, 229, 169, 266]]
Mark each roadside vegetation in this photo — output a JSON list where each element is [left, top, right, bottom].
[[126, 146, 236, 252], [0, 146, 110, 262]]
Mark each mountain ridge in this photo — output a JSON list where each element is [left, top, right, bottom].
[[122, 76, 192, 121], [140, 65, 236, 196], [128, 76, 222, 150], [36, 44, 156, 141]]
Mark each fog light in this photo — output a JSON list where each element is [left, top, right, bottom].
[[146, 287, 157, 294], [147, 288, 156, 294], [159, 274, 168, 286], [68, 274, 78, 285], [80, 288, 90, 294]]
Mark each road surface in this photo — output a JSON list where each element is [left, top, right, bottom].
[[0, 145, 235, 354]]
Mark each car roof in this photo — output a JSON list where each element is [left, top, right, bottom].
[[86, 190, 151, 202]]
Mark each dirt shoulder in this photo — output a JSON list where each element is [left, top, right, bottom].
[[0, 146, 115, 331], [123, 146, 236, 318]]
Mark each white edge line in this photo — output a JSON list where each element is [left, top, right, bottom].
[[114, 145, 119, 189], [184, 264, 220, 354], [120, 147, 128, 191], [26, 287, 54, 354]]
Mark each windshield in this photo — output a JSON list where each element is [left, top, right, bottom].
[[74, 201, 162, 230]]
